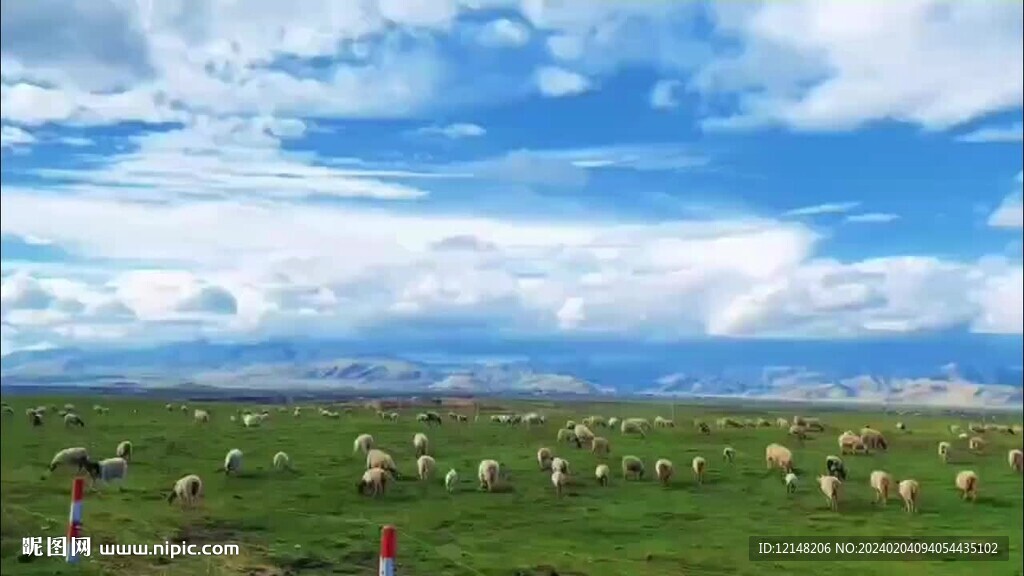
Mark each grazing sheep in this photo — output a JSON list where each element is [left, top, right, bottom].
[[551, 457, 570, 474], [620, 420, 646, 438], [366, 449, 400, 478], [792, 416, 807, 427], [551, 470, 569, 497], [804, 418, 825, 432], [353, 433, 375, 455], [557, 429, 577, 445], [691, 456, 706, 485], [776, 417, 789, 428], [165, 403, 175, 412], [273, 451, 291, 471], [789, 424, 808, 440], [167, 474, 203, 507], [537, 447, 553, 470], [63, 413, 85, 428], [606, 417, 620, 428], [357, 468, 392, 497], [655, 458, 674, 486], [565, 419, 577, 430], [949, 424, 962, 435], [49, 447, 91, 474], [116, 441, 132, 461], [870, 470, 894, 506], [825, 455, 847, 480], [756, 418, 772, 428], [86, 457, 128, 487], [445, 469, 458, 493], [582, 415, 607, 428], [654, 416, 675, 428], [818, 475, 842, 511], [242, 413, 263, 428], [1009, 449, 1023, 473], [221, 449, 243, 475], [595, 464, 610, 486], [765, 444, 794, 473], [969, 436, 986, 452], [968, 423, 984, 434], [477, 459, 501, 492], [417, 412, 443, 426], [413, 433, 430, 457], [591, 436, 610, 457], [899, 479, 919, 513], [785, 472, 798, 493], [860, 428, 887, 451], [417, 455, 436, 481], [896, 422, 907, 432], [194, 409, 210, 424], [622, 455, 645, 480], [938, 441, 952, 463], [958, 432, 969, 440], [1012, 425, 1023, 435], [697, 422, 711, 435], [573, 424, 595, 447], [63, 403, 76, 411], [838, 432, 867, 455], [180, 404, 188, 412], [293, 407, 302, 417], [955, 470, 979, 501], [723, 446, 736, 463], [30, 411, 43, 426]]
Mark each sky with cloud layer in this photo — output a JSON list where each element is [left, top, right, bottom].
[[1, 0, 1022, 356]]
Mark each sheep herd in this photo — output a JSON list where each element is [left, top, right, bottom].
[[10, 401, 1024, 520]]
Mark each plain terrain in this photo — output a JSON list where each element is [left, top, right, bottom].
[[1, 396, 1022, 576]]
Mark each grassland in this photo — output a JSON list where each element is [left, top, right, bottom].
[[1, 395, 1022, 576]]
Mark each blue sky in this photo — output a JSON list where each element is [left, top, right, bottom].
[[1, 0, 1022, 356]]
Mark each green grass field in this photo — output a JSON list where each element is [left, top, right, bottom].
[[1, 396, 1022, 576]]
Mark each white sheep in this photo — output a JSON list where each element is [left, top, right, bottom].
[[537, 447, 553, 470], [550, 457, 569, 475], [49, 447, 91, 474], [591, 437, 610, 457], [445, 469, 458, 493], [478, 459, 501, 492], [723, 446, 735, 463], [620, 420, 646, 438], [88, 457, 128, 488], [969, 436, 986, 452], [357, 468, 392, 497], [655, 458, 674, 486], [691, 456, 706, 485], [242, 413, 263, 428], [353, 433, 375, 455], [818, 475, 842, 511], [938, 441, 951, 463], [595, 464, 610, 486], [63, 413, 85, 428], [417, 455, 436, 481], [221, 449, 243, 475], [955, 470, 978, 501], [116, 440, 133, 461], [784, 472, 798, 494], [606, 417, 620, 428], [622, 455, 644, 480], [167, 474, 203, 507], [573, 424, 595, 447], [551, 470, 568, 497], [870, 470, 893, 506], [557, 429, 577, 444], [898, 479, 919, 513], [1009, 449, 1023, 473], [765, 443, 794, 473], [366, 449, 399, 478], [194, 409, 210, 423], [273, 451, 291, 471], [413, 433, 430, 458]]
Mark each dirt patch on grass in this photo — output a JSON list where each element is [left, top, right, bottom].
[[172, 518, 244, 545]]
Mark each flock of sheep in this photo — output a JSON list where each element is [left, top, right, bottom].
[[11, 401, 1024, 517]]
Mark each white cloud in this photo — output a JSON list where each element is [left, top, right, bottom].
[[696, 1, 1024, 132], [783, 202, 860, 217], [0, 124, 34, 149], [476, 18, 531, 47], [844, 213, 900, 224], [417, 122, 487, 139], [955, 122, 1024, 143], [988, 172, 1024, 229], [649, 79, 682, 110], [535, 66, 591, 97]]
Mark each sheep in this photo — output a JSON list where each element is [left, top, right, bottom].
[[723, 446, 736, 463], [969, 436, 986, 452], [49, 447, 91, 474], [691, 456, 706, 485], [63, 413, 85, 428], [765, 443, 794, 473], [116, 440, 132, 461], [557, 429, 578, 445], [573, 424, 595, 448], [85, 457, 128, 487], [860, 428, 887, 451], [784, 472, 798, 493], [353, 433, 375, 455], [194, 409, 210, 424], [825, 455, 847, 480], [697, 422, 711, 435], [565, 419, 577, 430], [949, 424, 962, 435], [896, 422, 907, 432], [955, 470, 979, 501], [167, 474, 203, 507], [776, 417, 789, 428], [477, 459, 500, 492], [293, 407, 302, 417], [968, 423, 984, 434], [899, 479, 919, 513], [417, 411, 443, 426], [523, 413, 545, 425], [180, 404, 188, 412], [870, 470, 894, 506], [551, 470, 569, 497], [537, 447, 554, 470], [219, 449, 243, 475], [413, 432, 430, 457], [595, 464, 610, 486], [63, 403, 76, 411], [622, 455, 645, 480], [818, 475, 842, 511], [838, 432, 867, 455], [366, 449, 400, 478], [165, 403, 175, 412], [1, 406, 13, 416], [620, 420, 646, 438], [1013, 425, 1023, 435], [654, 458, 674, 486], [654, 416, 675, 428], [445, 469, 458, 493], [792, 415, 807, 427], [756, 418, 772, 428], [551, 457, 570, 475], [804, 418, 825, 432], [242, 413, 263, 428], [356, 468, 392, 497], [273, 451, 291, 471], [417, 455, 436, 481], [1009, 449, 1023, 473], [606, 417, 620, 428], [591, 436, 610, 457], [582, 415, 607, 428], [789, 424, 808, 440], [30, 411, 43, 426]]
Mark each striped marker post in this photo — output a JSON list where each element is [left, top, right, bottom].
[[379, 525, 396, 576], [67, 477, 85, 564]]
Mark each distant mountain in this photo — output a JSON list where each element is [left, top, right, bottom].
[[1, 335, 1021, 408]]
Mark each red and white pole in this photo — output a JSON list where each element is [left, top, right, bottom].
[[67, 477, 84, 563], [379, 525, 396, 576]]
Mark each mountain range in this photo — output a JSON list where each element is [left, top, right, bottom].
[[1, 334, 1022, 408]]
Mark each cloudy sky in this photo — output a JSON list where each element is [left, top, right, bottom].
[[1, 0, 1022, 356]]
